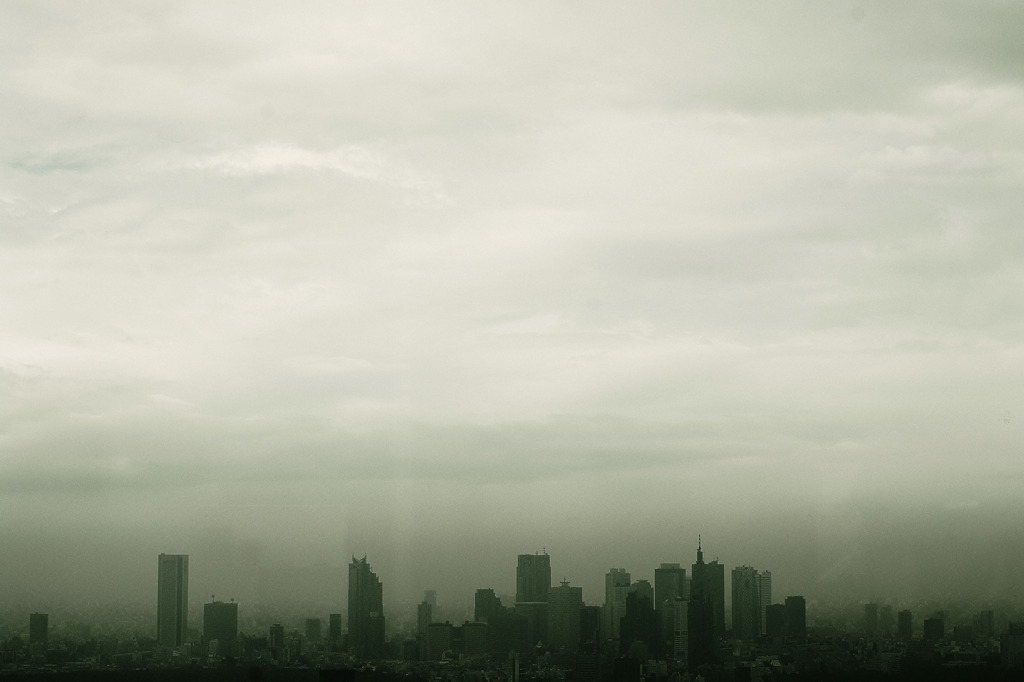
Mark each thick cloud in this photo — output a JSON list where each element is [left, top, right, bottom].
[[2, 1, 1023, 616]]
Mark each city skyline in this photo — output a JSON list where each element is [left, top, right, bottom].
[[3, 0, 1024, 625]]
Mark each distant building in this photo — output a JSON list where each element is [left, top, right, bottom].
[[731, 566, 760, 641], [755, 571, 772, 636], [655, 563, 687, 656], [463, 621, 488, 657], [975, 610, 994, 640], [784, 596, 806, 640], [864, 603, 878, 638], [765, 604, 786, 639], [620, 585, 658, 659], [29, 613, 48, 645], [348, 556, 385, 659], [305, 618, 322, 643], [547, 581, 583, 653], [157, 553, 189, 647], [898, 610, 913, 641], [417, 599, 433, 660], [425, 622, 452, 660], [329, 613, 342, 650], [604, 568, 631, 644], [1001, 623, 1024, 670], [269, 623, 285, 661], [580, 605, 602, 654], [688, 539, 717, 667], [923, 616, 945, 642], [203, 600, 238, 657], [672, 597, 689, 663], [516, 553, 551, 603]]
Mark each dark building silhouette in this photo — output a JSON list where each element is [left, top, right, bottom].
[[654, 563, 687, 656], [864, 602, 878, 638], [425, 622, 452, 660], [784, 596, 806, 640], [688, 539, 717, 667], [329, 613, 342, 650], [898, 609, 913, 641], [416, 599, 433, 660], [765, 603, 786, 639], [731, 566, 761, 641], [306, 618, 322, 643], [580, 604, 602, 654], [463, 621, 488, 657], [516, 552, 551, 603], [923, 616, 945, 642], [974, 610, 994, 640], [620, 586, 658, 659], [348, 556, 385, 659], [604, 568, 631, 646], [474, 588, 521, 654], [203, 600, 238, 657], [29, 613, 48, 645], [547, 581, 582, 653], [269, 623, 285, 661], [157, 553, 189, 647]]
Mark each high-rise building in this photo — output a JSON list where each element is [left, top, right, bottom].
[[654, 564, 686, 610], [672, 597, 689, 663], [29, 613, 48, 645], [329, 613, 342, 650], [157, 553, 189, 647], [784, 596, 806, 640], [305, 618, 322, 643], [604, 568, 631, 644], [655, 564, 686, 656], [755, 571, 771, 636], [620, 585, 658, 658], [731, 566, 760, 641], [765, 604, 786, 638], [688, 539, 717, 667], [203, 600, 238, 657], [516, 553, 551, 603], [864, 603, 878, 638], [547, 581, 583, 653], [898, 610, 913, 641], [417, 599, 433, 660], [348, 556, 385, 659]]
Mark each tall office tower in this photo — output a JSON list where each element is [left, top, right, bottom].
[[706, 559, 725, 640], [580, 605, 603, 654], [348, 556, 385, 659], [898, 610, 913, 641], [655, 564, 686, 656], [305, 618, 322, 643], [974, 610, 994, 640], [784, 596, 806, 639], [516, 552, 551, 603], [879, 605, 894, 637], [547, 581, 583, 653], [923, 616, 944, 642], [654, 564, 686, 610], [864, 602, 879, 638], [157, 553, 189, 647], [29, 613, 48, 645], [620, 586, 658, 658], [329, 613, 342, 650], [417, 599, 433, 660], [765, 604, 786, 638], [672, 597, 689, 663], [604, 568, 631, 644], [688, 539, 716, 667], [203, 600, 238, 657], [731, 566, 760, 641], [474, 588, 502, 623], [269, 623, 285, 661], [755, 571, 771, 636]]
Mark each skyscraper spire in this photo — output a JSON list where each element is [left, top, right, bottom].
[[697, 535, 703, 564]]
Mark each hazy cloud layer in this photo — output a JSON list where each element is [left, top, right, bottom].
[[2, 1, 1023, 613]]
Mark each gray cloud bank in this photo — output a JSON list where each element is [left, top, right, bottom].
[[2, 1, 1023, 611]]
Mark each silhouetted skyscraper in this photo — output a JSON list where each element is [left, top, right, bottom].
[[348, 556, 385, 659], [604, 568, 631, 644], [898, 609, 913, 641], [157, 553, 189, 648], [755, 571, 771, 636], [203, 600, 238, 657], [655, 563, 686, 656], [29, 613, 48, 645], [688, 539, 716, 667], [516, 552, 551, 603], [784, 596, 806, 640], [547, 581, 583, 653], [731, 566, 760, 641]]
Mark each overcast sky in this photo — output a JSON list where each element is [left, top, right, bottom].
[[2, 1, 1024, 618]]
